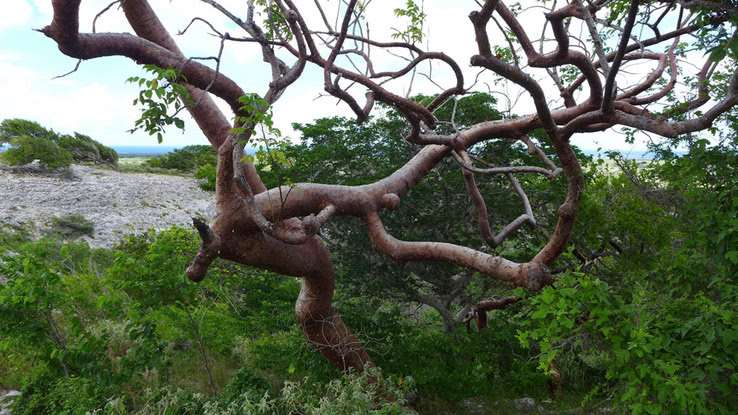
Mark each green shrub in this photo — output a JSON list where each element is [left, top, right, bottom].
[[217, 366, 273, 405], [143, 145, 216, 172], [57, 133, 119, 167], [0, 119, 54, 145], [10, 366, 110, 415], [0, 119, 117, 169], [1, 135, 73, 170], [145, 157, 164, 168], [0, 239, 166, 412], [195, 163, 216, 191], [520, 264, 738, 414], [0, 221, 32, 252], [50, 214, 95, 239], [108, 227, 200, 307], [162, 149, 197, 171], [94, 366, 413, 414], [57, 133, 99, 161], [97, 144, 119, 165]]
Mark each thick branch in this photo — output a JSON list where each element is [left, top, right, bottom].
[[363, 211, 552, 291], [602, 0, 641, 113]]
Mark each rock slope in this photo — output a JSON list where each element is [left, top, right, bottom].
[[0, 162, 214, 247]]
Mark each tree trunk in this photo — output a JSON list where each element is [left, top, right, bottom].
[[201, 141, 375, 373]]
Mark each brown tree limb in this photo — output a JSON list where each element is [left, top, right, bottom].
[[602, 0, 641, 114], [474, 296, 520, 330]]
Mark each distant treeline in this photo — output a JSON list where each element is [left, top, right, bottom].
[[144, 144, 215, 171], [142, 145, 217, 190]]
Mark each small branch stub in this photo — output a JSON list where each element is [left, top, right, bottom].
[[187, 217, 221, 282]]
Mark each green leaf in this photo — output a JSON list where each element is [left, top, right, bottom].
[[722, 329, 738, 347], [709, 46, 727, 62]]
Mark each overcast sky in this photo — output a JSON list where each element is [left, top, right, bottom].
[[0, 0, 651, 155]]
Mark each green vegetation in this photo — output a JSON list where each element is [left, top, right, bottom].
[[58, 132, 119, 166], [0, 119, 118, 170], [117, 156, 186, 176], [0, 227, 418, 414], [144, 145, 215, 172], [1, 103, 737, 414], [133, 145, 218, 191], [126, 64, 192, 144], [261, 93, 569, 331], [49, 214, 96, 239], [519, 144, 738, 414], [0, 134, 73, 170], [21, 0, 738, 412]]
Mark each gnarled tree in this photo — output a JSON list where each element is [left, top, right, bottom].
[[42, 0, 738, 372]]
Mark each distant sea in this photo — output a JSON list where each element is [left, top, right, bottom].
[[112, 146, 179, 157]]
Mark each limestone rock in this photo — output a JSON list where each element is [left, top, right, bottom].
[[0, 390, 20, 415], [0, 163, 214, 248], [514, 397, 537, 413]]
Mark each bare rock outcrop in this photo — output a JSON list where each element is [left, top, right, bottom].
[[0, 163, 214, 247]]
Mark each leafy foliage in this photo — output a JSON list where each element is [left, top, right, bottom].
[[127, 65, 192, 143], [58, 132, 118, 166], [393, 1, 426, 43], [0, 118, 52, 145], [0, 119, 118, 169], [145, 144, 216, 172], [1, 135, 73, 170], [232, 93, 280, 139], [519, 144, 738, 414], [50, 214, 96, 239], [2, 96, 738, 414], [0, 239, 165, 412], [195, 162, 217, 191], [264, 93, 568, 331], [254, 0, 294, 41]]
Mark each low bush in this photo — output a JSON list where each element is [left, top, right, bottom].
[[10, 366, 111, 415], [0, 119, 118, 169], [58, 132, 119, 167], [195, 163, 216, 191], [144, 145, 215, 172], [1, 135, 73, 170], [93, 366, 413, 415], [50, 214, 95, 239], [0, 221, 32, 252]]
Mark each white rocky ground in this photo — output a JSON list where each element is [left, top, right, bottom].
[[0, 162, 214, 247], [0, 390, 20, 415]]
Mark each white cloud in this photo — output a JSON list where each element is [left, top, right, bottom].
[[0, 1, 32, 32], [31, 0, 52, 19], [0, 56, 202, 146]]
